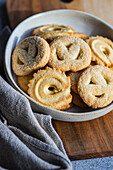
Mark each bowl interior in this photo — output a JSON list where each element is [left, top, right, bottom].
[[5, 10, 113, 121]]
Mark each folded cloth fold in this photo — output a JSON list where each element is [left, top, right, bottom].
[[0, 27, 72, 170]]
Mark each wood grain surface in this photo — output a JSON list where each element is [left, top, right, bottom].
[[7, 0, 113, 29], [6, 0, 113, 161]]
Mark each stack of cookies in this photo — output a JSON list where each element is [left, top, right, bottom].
[[12, 24, 113, 110]]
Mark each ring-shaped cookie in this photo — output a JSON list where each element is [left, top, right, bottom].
[[12, 36, 50, 76], [86, 36, 113, 67], [33, 24, 75, 35], [77, 65, 113, 108], [48, 36, 91, 72], [28, 67, 72, 110], [33, 25, 75, 41]]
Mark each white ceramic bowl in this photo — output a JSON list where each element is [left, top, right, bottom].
[[4, 9, 113, 122]]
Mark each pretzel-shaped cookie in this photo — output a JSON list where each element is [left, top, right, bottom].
[[48, 36, 91, 72], [86, 36, 113, 67], [28, 67, 72, 110], [12, 36, 50, 76], [77, 65, 113, 108]]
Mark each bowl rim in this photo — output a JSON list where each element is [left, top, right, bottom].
[[4, 9, 113, 119]]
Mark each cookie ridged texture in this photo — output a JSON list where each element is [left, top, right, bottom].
[[12, 36, 50, 76], [77, 65, 113, 108], [86, 36, 113, 67], [27, 67, 72, 110], [48, 36, 91, 72]]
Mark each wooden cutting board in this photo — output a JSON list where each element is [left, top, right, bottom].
[[6, 0, 113, 161]]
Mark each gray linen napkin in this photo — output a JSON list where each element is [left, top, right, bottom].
[[0, 27, 72, 170]]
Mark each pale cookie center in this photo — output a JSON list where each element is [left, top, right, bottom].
[[86, 73, 109, 98], [56, 42, 81, 60], [43, 26, 69, 33], [91, 39, 113, 66], [48, 27, 63, 31], [34, 76, 66, 104]]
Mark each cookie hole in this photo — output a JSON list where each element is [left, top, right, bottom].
[[17, 57, 24, 65], [89, 78, 96, 84], [66, 43, 73, 50], [91, 61, 96, 66], [24, 47, 29, 52], [56, 52, 64, 60], [104, 77, 109, 84], [90, 80, 94, 84], [95, 94, 104, 98], [53, 28, 62, 31], [48, 85, 61, 94], [102, 47, 110, 56], [76, 49, 82, 60], [33, 47, 38, 58], [48, 86, 55, 91]]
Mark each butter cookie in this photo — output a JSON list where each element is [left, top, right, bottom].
[[48, 36, 91, 72], [17, 72, 33, 92], [72, 92, 88, 108], [12, 36, 50, 76], [86, 36, 113, 67], [28, 67, 72, 110], [68, 71, 88, 107], [77, 65, 113, 108], [72, 32, 89, 40], [33, 24, 75, 41], [68, 70, 83, 94]]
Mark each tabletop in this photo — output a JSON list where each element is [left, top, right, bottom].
[[6, 0, 113, 161]]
